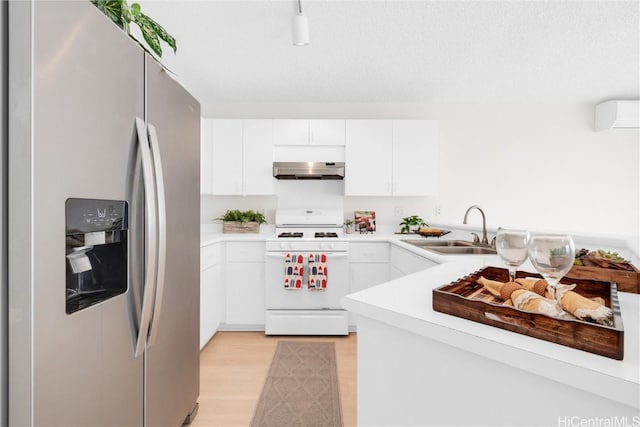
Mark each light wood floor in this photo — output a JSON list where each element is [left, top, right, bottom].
[[191, 331, 357, 427]]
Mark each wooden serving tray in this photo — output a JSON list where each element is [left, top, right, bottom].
[[416, 229, 451, 238], [432, 266, 624, 360], [395, 229, 452, 238], [566, 264, 639, 294]]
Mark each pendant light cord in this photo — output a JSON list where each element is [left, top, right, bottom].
[[297, 0, 303, 15]]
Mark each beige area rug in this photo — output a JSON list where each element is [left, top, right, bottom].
[[250, 341, 343, 427]]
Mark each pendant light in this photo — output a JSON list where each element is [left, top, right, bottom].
[[292, 0, 309, 46]]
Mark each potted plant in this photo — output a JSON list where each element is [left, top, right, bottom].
[[399, 215, 428, 234], [91, 0, 176, 58], [344, 219, 354, 234], [216, 209, 266, 234]]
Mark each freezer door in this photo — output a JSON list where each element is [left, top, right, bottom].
[[144, 56, 201, 426], [8, 1, 145, 426]]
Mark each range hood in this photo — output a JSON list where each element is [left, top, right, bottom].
[[273, 162, 345, 180]]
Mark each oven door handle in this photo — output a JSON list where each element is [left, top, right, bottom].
[[265, 253, 289, 259], [265, 252, 349, 259], [323, 252, 349, 259]]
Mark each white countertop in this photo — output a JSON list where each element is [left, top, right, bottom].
[[341, 259, 640, 409]]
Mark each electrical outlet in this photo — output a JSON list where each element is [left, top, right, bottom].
[[394, 207, 404, 217], [435, 205, 442, 217]]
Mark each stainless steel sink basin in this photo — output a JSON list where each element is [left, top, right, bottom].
[[401, 239, 474, 248], [401, 239, 497, 255], [427, 246, 497, 255]]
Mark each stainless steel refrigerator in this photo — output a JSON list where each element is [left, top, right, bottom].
[[5, 1, 200, 425]]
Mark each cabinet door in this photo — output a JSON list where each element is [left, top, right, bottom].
[[200, 265, 216, 349], [349, 262, 389, 328], [225, 262, 265, 325], [350, 263, 389, 294], [212, 119, 243, 195], [390, 245, 437, 276], [211, 263, 225, 336], [389, 265, 404, 280], [392, 120, 438, 196], [345, 120, 393, 196], [273, 119, 309, 145], [200, 119, 213, 194], [309, 120, 345, 146], [243, 119, 274, 195]]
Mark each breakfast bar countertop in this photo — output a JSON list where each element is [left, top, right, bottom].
[[341, 258, 640, 411]]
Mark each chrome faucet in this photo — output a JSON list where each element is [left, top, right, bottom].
[[463, 205, 489, 246]]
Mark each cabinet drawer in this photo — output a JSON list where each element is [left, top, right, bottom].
[[201, 243, 223, 271], [349, 242, 389, 263], [226, 241, 265, 262]]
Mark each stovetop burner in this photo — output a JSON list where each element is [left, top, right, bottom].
[[314, 232, 339, 238], [278, 232, 304, 238]]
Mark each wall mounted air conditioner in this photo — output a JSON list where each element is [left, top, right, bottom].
[[595, 100, 640, 132]]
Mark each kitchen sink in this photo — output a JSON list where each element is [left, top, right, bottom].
[[401, 239, 497, 255], [426, 246, 497, 255], [401, 239, 474, 248]]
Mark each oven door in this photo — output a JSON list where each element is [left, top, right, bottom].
[[265, 252, 349, 309]]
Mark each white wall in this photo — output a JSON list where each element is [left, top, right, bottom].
[[201, 102, 639, 244]]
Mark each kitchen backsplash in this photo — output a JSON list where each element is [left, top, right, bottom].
[[201, 185, 436, 234]]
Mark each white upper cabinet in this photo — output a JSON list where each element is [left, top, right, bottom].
[[243, 120, 274, 195], [392, 120, 438, 196], [200, 119, 213, 194], [211, 119, 243, 195], [273, 119, 345, 146], [273, 119, 308, 146], [205, 119, 274, 196], [345, 120, 438, 196], [309, 120, 345, 146], [345, 120, 393, 196]]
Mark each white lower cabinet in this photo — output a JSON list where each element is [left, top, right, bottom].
[[390, 245, 437, 279], [200, 242, 224, 349], [224, 242, 265, 327], [200, 239, 438, 338], [348, 242, 390, 327]]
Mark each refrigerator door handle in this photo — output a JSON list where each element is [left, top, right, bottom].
[[146, 123, 167, 348], [133, 117, 158, 358]]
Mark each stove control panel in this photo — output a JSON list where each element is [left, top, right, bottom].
[[279, 242, 297, 250], [320, 242, 335, 250], [266, 239, 349, 252]]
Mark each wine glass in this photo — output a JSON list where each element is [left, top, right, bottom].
[[527, 234, 575, 299], [495, 228, 530, 282]]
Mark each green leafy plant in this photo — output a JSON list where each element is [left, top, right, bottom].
[[344, 219, 354, 227], [549, 247, 569, 257], [399, 215, 428, 234], [91, 0, 176, 57], [216, 210, 266, 224]]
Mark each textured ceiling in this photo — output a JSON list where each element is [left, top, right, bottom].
[[138, 0, 640, 104]]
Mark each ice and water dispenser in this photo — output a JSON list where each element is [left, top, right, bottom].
[[65, 198, 128, 314]]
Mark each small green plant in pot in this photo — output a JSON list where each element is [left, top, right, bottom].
[[399, 215, 428, 234], [344, 219, 354, 234], [216, 209, 266, 233]]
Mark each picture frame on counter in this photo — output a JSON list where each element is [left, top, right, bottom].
[[354, 211, 376, 234]]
